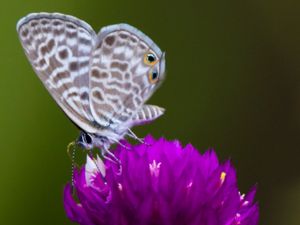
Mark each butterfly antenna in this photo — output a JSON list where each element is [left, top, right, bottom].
[[67, 141, 77, 190]]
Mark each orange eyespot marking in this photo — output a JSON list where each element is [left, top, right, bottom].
[[144, 52, 157, 66], [148, 69, 159, 84]]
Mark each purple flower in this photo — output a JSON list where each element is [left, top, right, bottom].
[[64, 135, 259, 225]]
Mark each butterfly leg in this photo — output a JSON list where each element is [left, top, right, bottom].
[[127, 128, 150, 146], [101, 147, 122, 174], [108, 137, 131, 150], [101, 146, 121, 165]]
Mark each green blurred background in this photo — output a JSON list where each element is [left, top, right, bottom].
[[0, 0, 299, 224]]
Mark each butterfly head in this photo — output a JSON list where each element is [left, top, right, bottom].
[[77, 132, 109, 150], [77, 132, 94, 149]]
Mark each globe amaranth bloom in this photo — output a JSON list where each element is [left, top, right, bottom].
[[64, 135, 259, 225]]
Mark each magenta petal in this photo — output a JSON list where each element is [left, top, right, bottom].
[[63, 184, 95, 225], [63, 135, 259, 225]]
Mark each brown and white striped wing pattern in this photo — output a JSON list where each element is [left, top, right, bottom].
[[17, 13, 98, 133], [17, 13, 166, 139], [130, 105, 165, 126], [89, 24, 165, 129]]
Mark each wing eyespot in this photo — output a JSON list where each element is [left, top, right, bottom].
[[148, 69, 159, 84], [144, 52, 157, 66]]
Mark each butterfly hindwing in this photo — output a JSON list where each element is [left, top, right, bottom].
[[129, 105, 165, 126], [89, 24, 166, 130], [17, 13, 98, 133]]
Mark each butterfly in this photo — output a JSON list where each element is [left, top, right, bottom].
[[17, 12, 166, 158]]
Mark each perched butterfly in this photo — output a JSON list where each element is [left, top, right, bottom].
[[17, 12, 166, 158]]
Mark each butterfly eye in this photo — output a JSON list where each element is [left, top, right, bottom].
[[148, 69, 159, 84], [84, 133, 92, 145], [144, 52, 157, 66]]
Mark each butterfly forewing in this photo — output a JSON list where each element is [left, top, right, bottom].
[[17, 13, 98, 133], [89, 24, 164, 129]]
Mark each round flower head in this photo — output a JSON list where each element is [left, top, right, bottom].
[[64, 135, 259, 225]]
